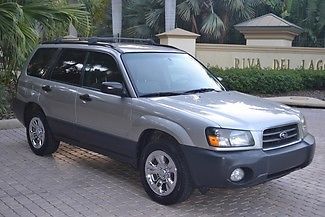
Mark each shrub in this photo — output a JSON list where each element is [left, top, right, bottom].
[[209, 68, 325, 94], [297, 70, 325, 90], [0, 83, 8, 117]]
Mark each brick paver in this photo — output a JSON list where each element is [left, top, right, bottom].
[[0, 108, 324, 216]]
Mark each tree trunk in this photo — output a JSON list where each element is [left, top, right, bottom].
[[220, 13, 229, 43], [112, 0, 122, 37], [165, 0, 176, 31], [191, 15, 199, 33]]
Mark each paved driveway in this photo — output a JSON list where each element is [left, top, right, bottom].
[[0, 108, 324, 217]]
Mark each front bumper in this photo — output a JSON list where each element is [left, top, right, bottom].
[[181, 134, 315, 188]]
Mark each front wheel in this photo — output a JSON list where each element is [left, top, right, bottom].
[[140, 141, 193, 205]]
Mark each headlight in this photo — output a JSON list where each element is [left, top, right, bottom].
[[206, 128, 255, 148], [300, 115, 308, 137]]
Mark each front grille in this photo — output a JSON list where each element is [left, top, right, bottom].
[[263, 124, 299, 150]]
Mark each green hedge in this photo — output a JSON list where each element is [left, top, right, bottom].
[[209, 68, 325, 94]]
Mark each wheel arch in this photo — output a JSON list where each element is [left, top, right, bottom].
[[136, 128, 191, 169], [23, 102, 45, 126], [133, 115, 194, 146]]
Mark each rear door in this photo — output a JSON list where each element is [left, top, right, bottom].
[[75, 51, 135, 159], [39, 48, 87, 140]]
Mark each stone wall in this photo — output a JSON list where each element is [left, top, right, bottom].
[[196, 43, 325, 70]]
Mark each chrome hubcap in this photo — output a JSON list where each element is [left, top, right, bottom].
[[28, 117, 45, 149], [145, 150, 177, 196]]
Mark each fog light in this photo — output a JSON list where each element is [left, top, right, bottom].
[[230, 168, 245, 182]]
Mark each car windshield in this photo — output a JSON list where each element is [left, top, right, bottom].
[[121, 53, 224, 97]]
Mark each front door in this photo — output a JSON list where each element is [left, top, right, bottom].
[[75, 51, 135, 158]]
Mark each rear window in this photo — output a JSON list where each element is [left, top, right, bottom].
[[27, 48, 57, 78]]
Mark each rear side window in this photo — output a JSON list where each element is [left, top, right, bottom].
[[27, 48, 57, 78], [51, 49, 87, 85]]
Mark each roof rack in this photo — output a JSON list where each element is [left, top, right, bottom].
[[43, 37, 156, 45], [86, 37, 156, 45], [42, 36, 180, 53]]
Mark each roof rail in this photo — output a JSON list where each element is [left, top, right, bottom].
[[42, 36, 181, 53], [154, 43, 179, 50], [42, 37, 123, 52], [43, 37, 156, 45], [85, 37, 156, 45]]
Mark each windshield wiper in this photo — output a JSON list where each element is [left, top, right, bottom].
[[140, 88, 219, 97], [183, 88, 219, 94], [140, 92, 182, 97]]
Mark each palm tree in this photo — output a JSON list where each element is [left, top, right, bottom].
[[178, 0, 225, 39], [0, 0, 90, 85], [165, 0, 176, 31], [124, 0, 165, 38], [112, 0, 122, 37], [266, 0, 324, 47], [124, 0, 263, 42], [265, 0, 294, 17], [81, 0, 112, 35]]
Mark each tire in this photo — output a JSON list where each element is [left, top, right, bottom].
[[140, 140, 193, 205], [26, 110, 59, 156]]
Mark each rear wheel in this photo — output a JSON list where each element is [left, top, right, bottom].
[[26, 111, 59, 156], [140, 140, 193, 205]]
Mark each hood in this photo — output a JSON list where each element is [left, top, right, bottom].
[[144, 91, 301, 131]]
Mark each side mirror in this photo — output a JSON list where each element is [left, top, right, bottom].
[[101, 82, 126, 96], [217, 77, 223, 81]]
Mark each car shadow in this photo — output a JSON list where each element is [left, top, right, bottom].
[[50, 142, 291, 215]]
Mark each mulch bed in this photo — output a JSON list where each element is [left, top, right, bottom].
[[0, 111, 15, 120]]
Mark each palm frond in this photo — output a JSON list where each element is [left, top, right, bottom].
[[177, 0, 201, 22], [0, 0, 90, 84], [145, 8, 164, 28], [0, 2, 22, 39], [200, 12, 224, 38], [177, 2, 192, 21]]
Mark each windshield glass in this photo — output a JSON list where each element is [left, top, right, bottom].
[[121, 53, 224, 97]]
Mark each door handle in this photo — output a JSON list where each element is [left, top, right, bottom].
[[79, 94, 92, 102], [42, 85, 52, 92]]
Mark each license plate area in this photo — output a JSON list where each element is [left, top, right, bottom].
[[267, 145, 307, 174]]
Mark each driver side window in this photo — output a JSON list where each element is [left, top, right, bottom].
[[83, 52, 123, 90]]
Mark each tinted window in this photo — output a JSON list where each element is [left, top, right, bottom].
[[83, 52, 123, 90], [51, 49, 87, 85], [27, 48, 57, 78]]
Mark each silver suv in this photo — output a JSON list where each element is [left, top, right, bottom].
[[13, 37, 315, 205]]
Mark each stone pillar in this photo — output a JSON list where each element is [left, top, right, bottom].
[[234, 13, 303, 47], [156, 28, 200, 56], [68, 23, 78, 37], [64, 25, 78, 39], [241, 31, 299, 47]]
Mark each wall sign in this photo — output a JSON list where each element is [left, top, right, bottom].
[[234, 58, 324, 70]]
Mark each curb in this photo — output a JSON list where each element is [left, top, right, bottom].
[[0, 119, 24, 130], [265, 96, 325, 109]]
